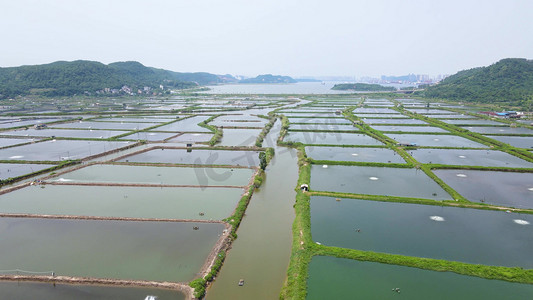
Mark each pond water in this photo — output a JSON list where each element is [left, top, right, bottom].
[[310, 165, 452, 200], [51, 164, 254, 187], [485, 135, 533, 149], [120, 131, 178, 141], [0, 185, 243, 220], [51, 121, 159, 131], [305, 146, 405, 164], [219, 128, 262, 147], [440, 119, 505, 126], [1, 128, 129, 139], [168, 133, 213, 143], [284, 132, 383, 146], [462, 126, 533, 135], [289, 124, 358, 131], [371, 125, 449, 133], [210, 119, 266, 128], [0, 140, 132, 161], [281, 113, 337, 118], [96, 116, 177, 123], [288, 117, 351, 125], [362, 118, 428, 125], [0, 137, 38, 148], [306, 256, 533, 300], [0, 281, 184, 300], [0, 118, 69, 129], [422, 114, 475, 119], [311, 196, 533, 267], [0, 217, 224, 282], [118, 148, 260, 167], [353, 108, 400, 114], [386, 134, 488, 148], [406, 109, 454, 114], [410, 149, 533, 167], [0, 163, 55, 180], [433, 169, 533, 209], [151, 116, 211, 132], [354, 113, 408, 118]]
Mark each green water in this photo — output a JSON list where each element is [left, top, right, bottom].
[[0, 218, 224, 282], [52, 164, 254, 187], [0, 185, 243, 220], [307, 256, 533, 299], [219, 128, 262, 146], [207, 121, 298, 300], [118, 148, 261, 167], [310, 196, 533, 267], [0, 282, 184, 300], [310, 165, 452, 200]]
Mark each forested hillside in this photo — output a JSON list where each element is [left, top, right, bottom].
[[0, 60, 233, 99], [423, 58, 533, 107]]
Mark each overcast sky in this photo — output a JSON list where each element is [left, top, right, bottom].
[[1, 0, 532, 77]]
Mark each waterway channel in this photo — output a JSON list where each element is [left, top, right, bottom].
[[206, 120, 299, 299]]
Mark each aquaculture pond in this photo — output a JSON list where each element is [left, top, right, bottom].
[[150, 116, 211, 132], [305, 146, 405, 164], [51, 164, 255, 187], [51, 121, 159, 131], [311, 196, 533, 267], [0, 140, 132, 161], [353, 108, 400, 114], [353, 113, 408, 119], [281, 113, 337, 118], [284, 132, 383, 146], [485, 135, 533, 149], [95, 116, 177, 123], [433, 169, 533, 209], [118, 148, 260, 167], [0, 217, 224, 282], [440, 119, 505, 126], [289, 124, 358, 131], [287, 117, 351, 125], [362, 118, 428, 125], [0, 118, 69, 129], [310, 165, 452, 200], [406, 108, 453, 114], [219, 128, 262, 147], [168, 133, 213, 143], [409, 149, 533, 167], [306, 257, 533, 300], [386, 134, 488, 148], [371, 125, 449, 133], [120, 131, 178, 141], [1, 128, 129, 139], [209, 119, 266, 128], [0, 185, 243, 220], [0, 282, 184, 300], [462, 126, 533, 135], [422, 114, 475, 119], [0, 163, 55, 180], [0, 137, 38, 148]]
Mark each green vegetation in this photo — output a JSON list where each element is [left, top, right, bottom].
[[197, 115, 224, 146], [259, 152, 267, 170], [422, 58, 533, 108], [240, 74, 297, 84], [255, 116, 276, 147], [0, 60, 235, 99], [331, 83, 396, 91]]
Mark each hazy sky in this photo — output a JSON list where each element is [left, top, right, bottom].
[[1, 0, 532, 77]]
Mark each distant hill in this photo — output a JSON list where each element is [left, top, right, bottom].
[[331, 83, 396, 91], [239, 74, 297, 84], [0, 60, 235, 99], [423, 58, 533, 106]]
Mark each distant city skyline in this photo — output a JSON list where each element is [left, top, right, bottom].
[[1, 0, 532, 78]]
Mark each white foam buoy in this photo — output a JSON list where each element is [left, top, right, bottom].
[[369, 177, 379, 181], [322, 165, 328, 168], [430, 216, 445, 222], [433, 138, 440, 141], [456, 174, 467, 178], [513, 219, 530, 225], [9, 155, 24, 159], [528, 188, 533, 191], [351, 153, 358, 156], [458, 155, 466, 158]]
